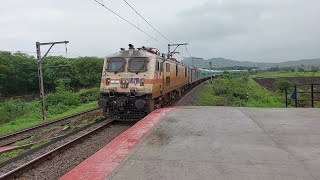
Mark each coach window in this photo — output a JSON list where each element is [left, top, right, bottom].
[[156, 61, 160, 71], [176, 64, 178, 76], [166, 76, 170, 86], [160, 62, 163, 72], [166, 63, 170, 72]]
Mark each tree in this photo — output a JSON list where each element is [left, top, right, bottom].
[[43, 56, 72, 90], [311, 66, 319, 73], [71, 57, 103, 87], [0, 51, 37, 95], [0, 52, 103, 96], [276, 79, 292, 92], [298, 67, 305, 72]]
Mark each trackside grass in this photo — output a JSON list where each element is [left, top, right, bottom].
[[0, 88, 99, 135], [0, 101, 98, 135]]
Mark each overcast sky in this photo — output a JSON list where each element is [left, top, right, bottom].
[[0, 0, 319, 62]]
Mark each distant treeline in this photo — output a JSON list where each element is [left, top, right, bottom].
[[212, 65, 320, 73], [0, 51, 103, 96], [213, 66, 257, 71]]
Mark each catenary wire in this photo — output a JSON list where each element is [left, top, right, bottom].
[[92, 0, 166, 47], [123, 0, 172, 43], [0, 50, 82, 57]]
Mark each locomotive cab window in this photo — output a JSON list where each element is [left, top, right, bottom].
[[107, 57, 125, 72], [129, 58, 148, 73]]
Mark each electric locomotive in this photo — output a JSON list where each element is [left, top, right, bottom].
[[98, 44, 190, 121]]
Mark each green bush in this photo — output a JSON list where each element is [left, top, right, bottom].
[[0, 99, 29, 123], [47, 103, 70, 115], [79, 88, 99, 103], [213, 73, 249, 105], [209, 73, 283, 107], [276, 79, 293, 92], [46, 91, 80, 107], [311, 66, 319, 73], [45, 86, 99, 115], [45, 79, 80, 108]]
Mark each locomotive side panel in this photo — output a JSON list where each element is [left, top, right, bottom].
[[150, 58, 164, 99], [162, 60, 188, 94]]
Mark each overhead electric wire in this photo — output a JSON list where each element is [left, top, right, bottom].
[[92, 0, 166, 46], [0, 50, 37, 54], [0, 50, 82, 57], [123, 0, 172, 43]]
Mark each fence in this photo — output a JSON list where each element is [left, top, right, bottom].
[[285, 83, 320, 108]]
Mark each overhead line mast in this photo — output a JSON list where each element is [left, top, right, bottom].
[[36, 41, 69, 121], [168, 43, 188, 59]]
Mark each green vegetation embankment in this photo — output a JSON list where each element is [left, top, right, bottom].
[[193, 73, 284, 107], [0, 83, 99, 135], [0, 51, 104, 135], [252, 71, 320, 78]]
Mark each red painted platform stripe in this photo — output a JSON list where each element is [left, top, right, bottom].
[[60, 106, 177, 180]]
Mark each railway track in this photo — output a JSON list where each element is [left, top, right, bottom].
[[0, 108, 100, 147], [0, 119, 116, 180], [0, 82, 206, 179]]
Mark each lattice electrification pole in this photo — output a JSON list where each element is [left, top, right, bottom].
[[36, 41, 69, 121]]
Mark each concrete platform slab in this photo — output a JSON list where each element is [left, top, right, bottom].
[[61, 106, 320, 180]]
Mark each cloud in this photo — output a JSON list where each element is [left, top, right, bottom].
[[0, 0, 319, 62], [162, 0, 320, 61]]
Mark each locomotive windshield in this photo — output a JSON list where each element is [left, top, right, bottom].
[[129, 58, 147, 73], [107, 58, 125, 73]]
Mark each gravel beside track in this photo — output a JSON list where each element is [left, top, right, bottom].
[[0, 120, 134, 179], [176, 81, 207, 106]]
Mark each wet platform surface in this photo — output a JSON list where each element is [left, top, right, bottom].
[[109, 107, 320, 180], [61, 106, 320, 180]]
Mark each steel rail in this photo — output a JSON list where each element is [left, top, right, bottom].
[[0, 107, 100, 147], [0, 119, 113, 180]]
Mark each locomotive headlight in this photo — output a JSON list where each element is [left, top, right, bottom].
[[140, 78, 145, 86]]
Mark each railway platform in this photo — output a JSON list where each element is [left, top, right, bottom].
[[61, 106, 320, 180]]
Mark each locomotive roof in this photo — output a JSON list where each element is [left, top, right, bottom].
[[106, 49, 159, 58], [105, 48, 186, 65]]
